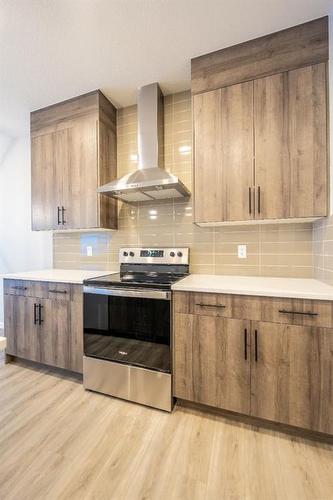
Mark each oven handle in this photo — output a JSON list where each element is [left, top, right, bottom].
[[83, 286, 171, 301]]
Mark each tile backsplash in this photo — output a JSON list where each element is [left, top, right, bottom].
[[54, 90, 314, 278], [313, 215, 333, 285]]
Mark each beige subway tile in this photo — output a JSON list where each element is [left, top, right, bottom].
[[260, 265, 313, 278], [215, 254, 259, 266], [190, 253, 214, 265], [261, 254, 312, 266], [260, 241, 312, 255], [324, 255, 333, 272], [189, 264, 215, 274], [214, 265, 260, 276]]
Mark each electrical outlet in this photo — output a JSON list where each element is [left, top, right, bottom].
[[86, 246, 93, 257], [237, 245, 247, 259]]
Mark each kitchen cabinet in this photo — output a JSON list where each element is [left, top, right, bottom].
[[4, 279, 83, 373], [192, 17, 329, 225], [173, 291, 333, 435], [4, 295, 40, 363], [250, 321, 333, 435], [174, 313, 250, 414], [31, 90, 117, 231], [194, 82, 254, 223]]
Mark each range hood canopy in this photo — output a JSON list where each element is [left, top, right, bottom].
[[97, 82, 190, 203]]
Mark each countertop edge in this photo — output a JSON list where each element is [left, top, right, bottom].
[[171, 285, 333, 301]]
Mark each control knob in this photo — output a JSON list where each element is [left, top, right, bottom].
[[177, 251, 183, 257], [123, 251, 128, 257], [129, 251, 135, 257], [170, 251, 175, 257]]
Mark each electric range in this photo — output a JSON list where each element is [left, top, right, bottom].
[[82, 247, 189, 411]]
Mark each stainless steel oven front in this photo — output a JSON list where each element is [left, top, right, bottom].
[[83, 286, 173, 411]]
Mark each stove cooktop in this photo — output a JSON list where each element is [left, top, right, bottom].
[[84, 272, 187, 290]]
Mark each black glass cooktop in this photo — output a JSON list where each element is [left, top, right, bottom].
[[84, 271, 187, 290]]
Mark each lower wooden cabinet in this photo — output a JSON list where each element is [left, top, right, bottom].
[[250, 321, 333, 435], [4, 281, 83, 373], [173, 293, 333, 435], [174, 313, 250, 414]]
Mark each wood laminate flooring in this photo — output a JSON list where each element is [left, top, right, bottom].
[[1, 360, 333, 500]]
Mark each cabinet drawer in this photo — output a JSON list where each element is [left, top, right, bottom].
[[4, 279, 72, 301], [261, 297, 333, 329], [173, 291, 260, 320], [4, 279, 48, 298], [173, 291, 333, 328]]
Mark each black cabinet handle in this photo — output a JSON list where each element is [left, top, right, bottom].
[[248, 187, 252, 214], [244, 328, 248, 360], [38, 304, 43, 325], [57, 206, 61, 225], [195, 303, 226, 308], [12, 286, 27, 291], [49, 289, 67, 294], [255, 330, 258, 362], [61, 206, 66, 225], [257, 186, 261, 214], [278, 309, 318, 317], [33, 303, 38, 325]]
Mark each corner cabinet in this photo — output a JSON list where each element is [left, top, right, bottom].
[[4, 279, 83, 373], [31, 90, 117, 231], [173, 291, 333, 435]]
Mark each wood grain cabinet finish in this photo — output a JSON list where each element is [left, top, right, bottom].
[[193, 81, 254, 223], [174, 313, 250, 414], [250, 321, 333, 435], [4, 280, 83, 373], [192, 18, 329, 225], [31, 90, 117, 231], [173, 291, 333, 434]]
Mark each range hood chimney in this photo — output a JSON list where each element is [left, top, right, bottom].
[[97, 83, 190, 203]]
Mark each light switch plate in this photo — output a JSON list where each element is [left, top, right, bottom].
[[86, 246, 93, 256], [238, 245, 247, 259]]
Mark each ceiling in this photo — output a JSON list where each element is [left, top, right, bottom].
[[1, 0, 332, 135]]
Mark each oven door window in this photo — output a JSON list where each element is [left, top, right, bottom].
[[84, 293, 171, 373]]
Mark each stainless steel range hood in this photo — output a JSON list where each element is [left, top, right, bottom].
[[97, 83, 190, 203]]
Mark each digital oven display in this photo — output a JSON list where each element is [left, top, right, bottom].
[[140, 249, 164, 258]]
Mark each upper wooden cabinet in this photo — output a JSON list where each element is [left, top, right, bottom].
[[192, 17, 329, 225], [31, 90, 117, 231], [194, 82, 254, 223]]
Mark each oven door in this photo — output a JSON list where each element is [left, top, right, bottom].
[[83, 287, 171, 373]]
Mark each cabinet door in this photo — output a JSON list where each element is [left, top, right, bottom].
[[254, 73, 290, 219], [31, 132, 57, 230], [64, 116, 99, 229], [193, 89, 223, 223], [40, 298, 71, 370], [174, 313, 250, 414], [250, 322, 333, 434], [4, 295, 40, 362], [193, 83, 254, 223], [288, 63, 328, 217]]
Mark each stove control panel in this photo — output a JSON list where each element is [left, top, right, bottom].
[[119, 247, 189, 265]]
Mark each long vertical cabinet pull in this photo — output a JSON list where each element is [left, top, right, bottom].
[[257, 186, 261, 214], [33, 303, 38, 325], [248, 188, 252, 214], [38, 304, 43, 325], [244, 328, 248, 360], [61, 206, 66, 225], [254, 329, 258, 362], [57, 206, 61, 225]]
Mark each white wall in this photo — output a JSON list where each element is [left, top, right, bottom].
[[0, 134, 52, 327], [329, 13, 333, 215]]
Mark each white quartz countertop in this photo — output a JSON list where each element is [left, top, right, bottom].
[[171, 275, 333, 301], [2, 269, 114, 285]]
